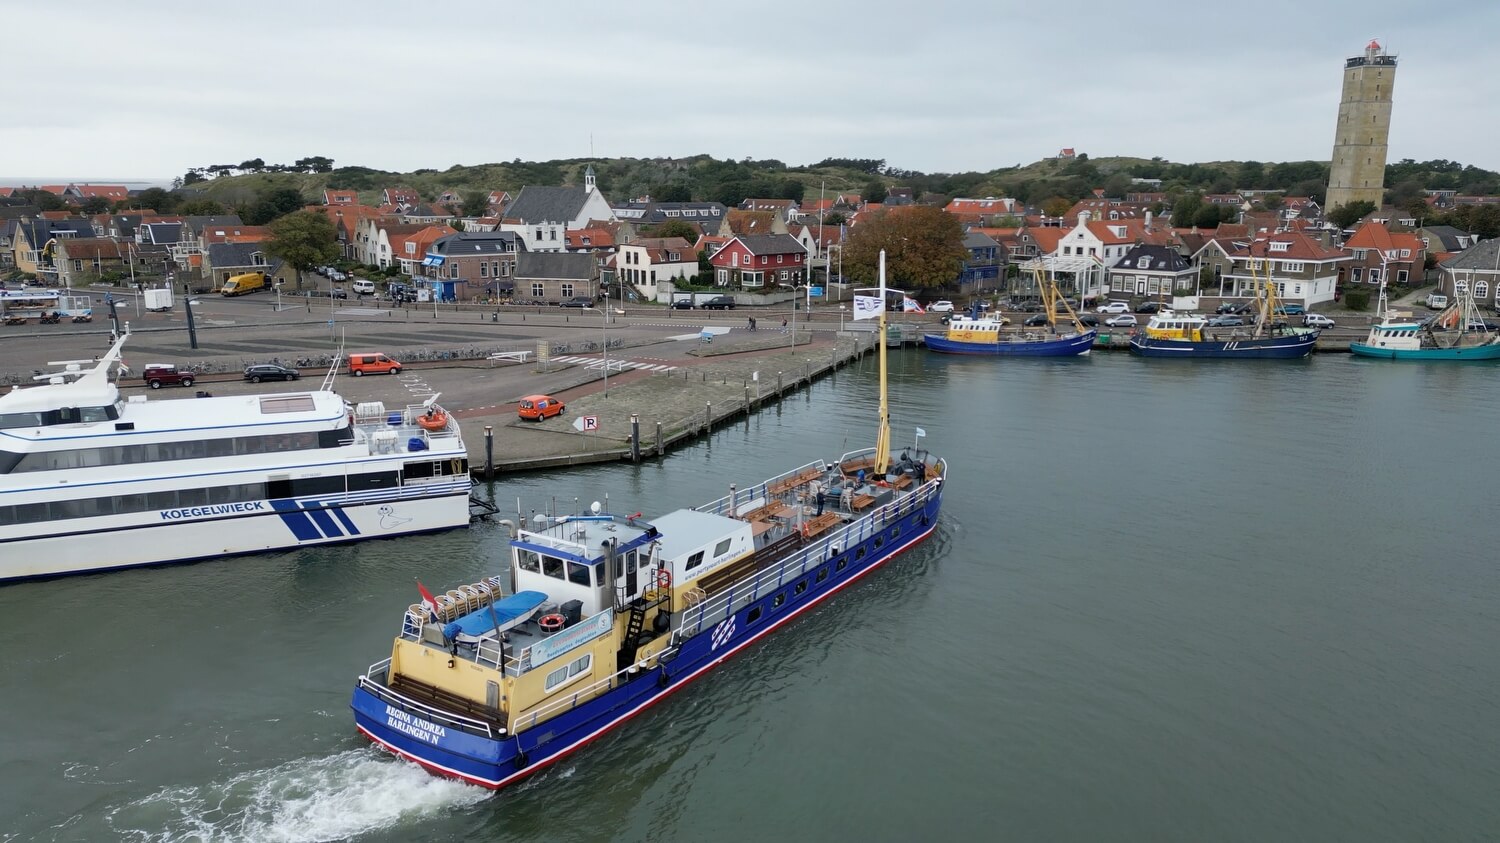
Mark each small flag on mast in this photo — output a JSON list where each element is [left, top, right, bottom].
[[915, 427, 926, 438], [416, 579, 441, 620], [853, 295, 883, 320]]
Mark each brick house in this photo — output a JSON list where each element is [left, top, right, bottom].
[[1223, 231, 1348, 305], [53, 238, 127, 286], [1342, 221, 1425, 287], [512, 251, 598, 304], [709, 233, 806, 290], [1439, 239, 1500, 310], [421, 230, 526, 299]]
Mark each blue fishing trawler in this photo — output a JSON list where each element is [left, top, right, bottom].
[[350, 251, 945, 789]]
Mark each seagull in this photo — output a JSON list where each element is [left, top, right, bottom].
[[378, 505, 412, 529]]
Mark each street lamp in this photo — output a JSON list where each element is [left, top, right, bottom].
[[584, 306, 609, 397]]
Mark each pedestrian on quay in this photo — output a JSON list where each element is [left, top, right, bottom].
[[780, 317, 788, 333]]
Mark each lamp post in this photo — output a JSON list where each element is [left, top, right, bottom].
[[584, 306, 609, 397]]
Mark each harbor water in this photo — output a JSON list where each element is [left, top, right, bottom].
[[3, 351, 1498, 842]]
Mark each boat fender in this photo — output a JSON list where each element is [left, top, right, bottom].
[[658, 668, 670, 688], [514, 750, 529, 769]]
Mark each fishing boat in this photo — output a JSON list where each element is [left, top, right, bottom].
[[923, 270, 1094, 357], [1349, 279, 1500, 361], [1129, 260, 1320, 359], [351, 251, 946, 789], [0, 330, 475, 582]]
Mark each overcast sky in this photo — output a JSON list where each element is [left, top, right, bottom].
[[6, 1, 1497, 181]]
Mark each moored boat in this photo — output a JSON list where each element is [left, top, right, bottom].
[[923, 314, 1095, 356], [1349, 280, 1500, 361], [0, 331, 475, 582], [351, 250, 946, 790], [1129, 260, 1319, 359]]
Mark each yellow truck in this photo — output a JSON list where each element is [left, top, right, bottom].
[[220, 271, 270, 296]]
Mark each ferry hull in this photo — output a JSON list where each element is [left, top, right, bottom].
[[1129, 331, 1319, 359], [351, 488, 944, 790], [1349, 341, 1500, 361], [0, 491, 470, 581], [923, 330, 1095, 357]]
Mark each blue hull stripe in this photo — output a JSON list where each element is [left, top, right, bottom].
[[271, 500, 323, 540], [332, 507, 360, 536], [304, 506, 343, 538], [923, 330, 1094, 356]]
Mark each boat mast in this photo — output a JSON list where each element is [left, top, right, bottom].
[[875, 250, 891, 475]]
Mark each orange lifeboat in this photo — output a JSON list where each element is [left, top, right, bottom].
[[416, 408, 449, 431]]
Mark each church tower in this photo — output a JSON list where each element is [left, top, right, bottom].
[[584, 165, 596, 193], [1326, 40, 1397, 212]]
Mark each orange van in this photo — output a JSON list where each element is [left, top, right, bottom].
[[518, 394, 564, 421], [348, 352, 402, 376]]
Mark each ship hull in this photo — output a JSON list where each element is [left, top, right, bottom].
[[923, 330, 1095, 356], [1129, 331, 1319, 359], [351, 488, 944, 790], [0, 488, 471, 581], [1349, 341, 1500, 360]]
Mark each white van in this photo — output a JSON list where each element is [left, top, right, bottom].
[[1425, 293, 1448, 310], [351, 279, 376, 295]]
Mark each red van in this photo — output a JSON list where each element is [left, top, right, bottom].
[[348, 353, 402, 377], [518, 394, 564, 421]]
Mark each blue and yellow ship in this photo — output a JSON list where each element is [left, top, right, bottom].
[[351, 250, 946, 789]]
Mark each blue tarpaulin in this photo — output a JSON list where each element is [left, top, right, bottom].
[[443, 590, 548, 642]]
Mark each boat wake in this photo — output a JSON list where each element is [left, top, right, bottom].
[[105, 747, 488, 843]]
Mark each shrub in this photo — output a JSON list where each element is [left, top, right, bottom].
[[1344, 290, 1371, 311]]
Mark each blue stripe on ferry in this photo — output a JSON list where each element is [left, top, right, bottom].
[[331, 507, 360, 536], [270, 500, 323, 541], [304, 506, 344, 538]]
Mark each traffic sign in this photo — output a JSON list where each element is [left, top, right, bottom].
[[573, 415, 600, 432]]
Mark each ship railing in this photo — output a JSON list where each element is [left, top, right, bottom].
[[510, 656, 666, 734], [678, 478, 941, 640], [695, 459, 826, 516], [357, 658, 502, 738]]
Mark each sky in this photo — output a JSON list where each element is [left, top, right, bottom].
[[5, 0, 1499, 182]]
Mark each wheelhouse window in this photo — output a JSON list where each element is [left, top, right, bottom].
[[544, 653, 591, 692], [542, 555, 565, 579], [517, 549, 542, 573]]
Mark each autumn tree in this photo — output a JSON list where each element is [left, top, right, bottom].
[[840, 206, 967, 292], [1040, 196, 1072, 218], [267, 211, 338, 289]]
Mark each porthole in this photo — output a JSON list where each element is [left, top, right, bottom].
[[795, 580, 807, 595], [773, 593, 785, 609], [836, 559, 847, 572], [747, 606, 763, 624], [816, 568, 828, 583]]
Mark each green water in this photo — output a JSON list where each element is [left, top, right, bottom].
[[2, 352, 1497, 842]]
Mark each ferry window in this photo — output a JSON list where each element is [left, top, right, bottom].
[[685, 551, 705, 570], [856, 548, 867, 561], [817, 568, 828, 583], [625, 550, 638, 573], [890, 527, 900, 540], [747, 606, 763, 624], [543, 653, 593, 692], [542, 555, 565, 579], [178, 488, 208, 507], [874, 536, 884, 549], [795, 580, 807, 595], [349, 472, 399, 491], [836, 558, 847, 572], [567, 561, 591, 586], [517, 550, 541, 573], [773, 593, 785, 609], [713, 538, 731, 557]]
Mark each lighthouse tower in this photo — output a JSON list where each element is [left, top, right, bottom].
[[1326, 40, 1397, 213]]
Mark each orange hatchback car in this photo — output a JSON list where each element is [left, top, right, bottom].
[[517, 394, 565, 421]]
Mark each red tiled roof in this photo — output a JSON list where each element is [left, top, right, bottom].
[[564, 227, 617, 249], [1231, 231, 1348, 262], [947, 197, 1020, 215], [1345, 222, 1423, 256], [1030, 227, 1067, 253], [727, 209, 777, 234], [74, 184, 129, 199], [324, 190, 358, 205], [201, 225, 272, 244], [54, 238, 124, 259], [39, 211, 73, 220]]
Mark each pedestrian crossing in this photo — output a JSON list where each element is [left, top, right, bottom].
[[550, 355, 678, 372]]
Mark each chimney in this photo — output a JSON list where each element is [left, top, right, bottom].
[[1145, 211, 1153, 230]]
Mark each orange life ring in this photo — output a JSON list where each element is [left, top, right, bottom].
[[656, 569, 672, 590], [539, 613, 565, 633], [800, 522, 810, 538]]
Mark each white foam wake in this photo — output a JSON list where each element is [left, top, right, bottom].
[[106, 747, 489, 843]]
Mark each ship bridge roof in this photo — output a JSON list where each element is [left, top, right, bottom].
[[648, 508, 745, 560]]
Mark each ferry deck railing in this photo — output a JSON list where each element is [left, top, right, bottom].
[[358, 658, 504, 738]]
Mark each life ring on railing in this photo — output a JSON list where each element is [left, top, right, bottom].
[[656, 569, 673, 590], [538, 613, 565, 633]]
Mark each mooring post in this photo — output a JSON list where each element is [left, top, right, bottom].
[[655, 421, 663, 458], [705, 401, 711, 433], [630, 414, 640, 463], [483, 425, 494, 479], [777, 371, 783, 395]]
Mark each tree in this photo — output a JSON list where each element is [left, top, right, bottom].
[[134, 187, 176, 213], [182, 169, 206, 186], [244, 187, 307, 225], [80, 196, 111, 216], [1328, 200, 1376, 229], [21, 189, 66, 211], [1101, 172, 1132, 198], [460, 190, 489, 218], [1040, 196, 1072, 218], [1172, 193, 1203, 227], [655, 183, 692, 202], [266, 211, 338, 290], [840, 206, 967, 291], [864, 180, 888, 204], [776, 178, 804, 202], [295, 156, 335, 173], [178, 198, 227, 216], [649, 219, 699, 241], [238, 158, 266, 173], [823, 211, 847, 227]]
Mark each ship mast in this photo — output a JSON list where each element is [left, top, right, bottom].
[[875, 250, 890, 475]]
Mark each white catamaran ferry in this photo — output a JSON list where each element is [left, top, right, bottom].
[[0, 332, 473, 581]]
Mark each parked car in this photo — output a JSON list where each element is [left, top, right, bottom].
[[560, 296, 595, 308], [1207, 315, 1246, 327], [1075, 313, 1100, 327], [330, 287, 348, 299], [1275, 303, 1306, 316], [928, 300, 955, 313], [1097, 301, 1131, 314], [700, 295, 736, 310], [142, 363, 194, 389], [1425, 293, 1449, 310], [670, 298, 694, 309], [328, 269, 347, 282], [1017, 301, 1045, 313], [1135, 301, 1167, 314], [1023, 313, 1051, 327], [1216, 300, 1250, 314], [518, 394, 564, 421], [1303, 314, 1337, 329], [243, 363, 300, 383], [1104, 314, 1139, 327]]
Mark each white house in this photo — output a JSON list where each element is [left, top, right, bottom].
[[499, 167, 615, 253], [616, 236, 697, 302]]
